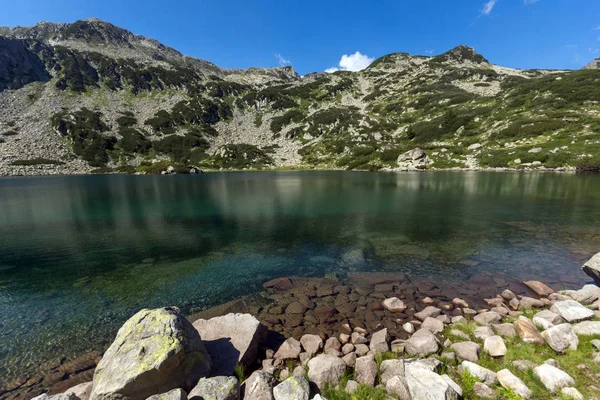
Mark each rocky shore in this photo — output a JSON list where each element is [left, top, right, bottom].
[[2, 255, 600, 400]]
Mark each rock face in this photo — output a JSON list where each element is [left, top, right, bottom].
[[582, 252, 600, 285], [192, 313, 267, 375], [272, 376, 309, 400], [242, 371, 276, 400], [550, 300, 595, 323], [397, 148, 430, 170], [306, 354, 346, 389], [533, 364, 575, 392], [90, 307, 211, 400], [405, 329, 439, 357]]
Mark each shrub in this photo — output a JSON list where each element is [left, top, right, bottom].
[[2, 130, 18, 136], [10, 158, 65, 166], [270, 109, 305, 133]]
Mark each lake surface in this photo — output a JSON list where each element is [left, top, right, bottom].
[[0, 171, 599, 382]]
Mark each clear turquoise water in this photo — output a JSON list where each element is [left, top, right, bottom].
[[0, 171, 599, 381]]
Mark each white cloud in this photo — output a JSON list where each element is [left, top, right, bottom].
[[274, 53, 291, 67], [481, 0, 498, 15], [325, 51, 374, 73], [524, 0, 540, 4]]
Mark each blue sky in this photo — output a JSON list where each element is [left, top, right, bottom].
[[0, 0, 598, 74]]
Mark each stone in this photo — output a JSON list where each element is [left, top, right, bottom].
[[572, 321, 600, 335], [473, 326, 494, 341], [273, 338, 302, 360], [354, 344, 369, 356], [441, 375, 463, 398], [492, 324, 517, 338], [351, 332, 368, 345], [342, 352, 357, 367], [307, 354, 346, 389], [403, 323, 415, 334], [405, 358, 442, 373], [523, 281, 554, 296], [473, 382, 494, 399], [342, 343, 354, 355], [32, 395, 78, 400], [404, 329, 439, 357], [339, 333, 350, 344], [520, 297, 545, 308], [380, 359, 405, 385], [382, 297, 407, 312], [453, 298, 469, 308], [561, 387, 584, 400], [509, 298, 520, 311], [532, 316, 554, 330], [385, 376, 411, 400], [285, 302, 306, 314], [414, 306, 442, 321], [391, 340, 405, 353], [450, 341, 480, 363], [273, 377, 309, 400], [460, 361, 496, 385], [292, 366, 305, 377], [324, 337, 342, 352], [544, 358, 559, 367], [65, 382, 93, 400], [370, 328, 390, 353], [473, 311, 501, 326], [502, 290, 516, 300], [405, 366, 461, 400], [569, 285, 600, 305], [263, 277, 293, 291], [496, 369, 532, 399], [421, 317, 444, 334], [355, 355, 378, 386], [146, 389, 186, 400], [90, 307, 211, 400], [397, 148, 431, 170], [534, 310, 564, 325], [513, 360, 537, 371], [541, 324, 579, 353], [551, 300, 595, 323], [188, 377, 239, 400], [299, 334, 323, 357], [193, 313, 267, 375], [534, 364, 575, 392], [514, 317, 544, 345], [279, 370, 290, 381], [451, 316, 467, 325], [345, 380, 359, 393], [592, 339, 600, 350], [582, 252, 600, 286], [449, 329, 469, 340], [242, 371, 276, 400], [484, 336, 507, 357]]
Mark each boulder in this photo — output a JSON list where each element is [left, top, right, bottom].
[[65, 382, 93, 400], [405, 358, 442, 373], [497, 370, 532, 399], [449, 329, 469, 341], [405, 366, 461, 399], [273, 338, 302, 360], [242, 371, 276, 400], [382, 298, 407, 312], [90, 307, 211, 400], [473, 383, 494, 399], [354, 344, 369, 356], [567, 284, 600, 305], [146, 389, 186, 400], [341, 343, 354, 355], [299, 335, 323, 358], [421, 317, 444, 334], [385, 376, 411, 400], [460, 361, 496, 385], [513, 360, 537, 371], [582, 252, 600, 286], [370, 328, 390, 353], [397, 148, 430, 170], [402, 323, 415, 334], [551, 300, 595, 323], [188, 377, 239, 400], [541, 324, 578, 353], [414, 306, 442, 321], [533, 364, 575, 392], [405, 329, 439, 357], [342, 352, 357, 367], [491, 324, 516, 338], [520, 297, 545, 308], [355, 355, 377, 386], [473, 326, 494, 341], [572, 321, 600, 335], [532, 316, 554, 331], [561, 387, 584, 400], [483, 336, 507, 357], [473, 311, 501, 326], [514, 317, 544, 345], [307, 354, 346, 389], [450, 342, 480, 363], [534, 310, 564, 325], [523, 281, 554, 297], [380, 360, 405, 385], [272, 377, 309, 400], [192, 313, 267, 375], [345, 380, 359, 394]]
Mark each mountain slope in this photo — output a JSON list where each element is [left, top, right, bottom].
[[1, 19, 600, 176]]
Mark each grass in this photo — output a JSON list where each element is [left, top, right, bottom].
[[322, 382, 388, 400], [234, 363, 246, 383]]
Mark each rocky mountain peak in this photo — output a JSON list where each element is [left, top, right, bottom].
[[582, 57, 600, 70], [430, 45, 489, 65]]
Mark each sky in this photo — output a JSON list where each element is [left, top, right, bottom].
[[0, 0, 598, 75]]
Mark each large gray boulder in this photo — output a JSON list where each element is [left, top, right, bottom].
[[273, 377, 309, 400], [405, 366, 461, 399], [192, 313, 267, 375], [573, 321, 600, 335], [65, 382, 93, 400], [380, 359, 405, 385], [460, 361, 496, 385], [188, 377, 239, 400], [582, 252, 600, 286], [242, 371, 276, 400], [355, 355, 377, 386], [533, 364, 575, 393], [385, 376, 411, 400], [146, 389, 187, 400], [307, 354, 347, 389], [397, 148, 430, 170], [405, 329, 439, 357], [550, 300, 595, 323], [273, 338, 302, 360], [541, 324, 578, 353], [450, 342, 480, 363], [90, 307, 211, 400], [299, 334, 323, 358], [497, 370, 532, 399]]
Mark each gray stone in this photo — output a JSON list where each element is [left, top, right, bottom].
[[513, 360, 537, 371], [565, 285, 600, 305], [572, 321, 600, 335], [497, 369, 532, 399], [307, 354, 346, 389], [473, 311, 501, 326], [90, 307, 211, 400], [354, 343, 369, 356], [397, 148, 431, 170], [492, 324, 517, 338], [532, 316, 554, 330], [370, 328, 390, 353], [273, 338, 302, 360], [583, 253, 600, 286], [299, 334, 323, 357], [193, 313, 267, 375], [561, 387, 584, 400], [544, 358, 559, 367], [341, 343, 354, 355], [405, 366, 460, 399], [405, 358, 442, 373], [484, 336, 507, 357], [414, 306, 442, 321], [473, 326, 494, 341], [355, 355, 377, 386], [473, 382, 494, 399], [405, 329, 439, 357], [450, 341, 480, 363], [550, 300, 595, 323], [382, 297, 407, 312], [65, 382, 93, 400], [449, 329, 470, 340], [541, 324, 578, 353], [592, 339, 600, 350], [351, 332, 368, 345], [188, 377, 239, 400], [324, 337, 342, 352], [292, 366, 305, 377], [342, 352, 357, 367], [33, 394, 78, 400], [533, 364, 575, 392], [242, 371, 276, 400], [345, 380, 359, 394], [520, 297, 545, 308], [402, 323, 415, 334], [146, 389, 186, 400], [380, 359, 405, 385], [441, 375, 462, 398], [421, 317, 444, 334], [460, 361, 496, 385], [514, 317, 544, 345], [534, 310, 564, 325], [273, 377, 309, 400], [385, 376, 410, 400]]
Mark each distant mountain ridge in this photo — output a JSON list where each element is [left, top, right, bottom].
[[1, 18, 599, 175]]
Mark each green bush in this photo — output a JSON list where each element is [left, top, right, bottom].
[[2, 130, 18, 136], [10, 158, 65, 166], [270, 109, 306, 133]]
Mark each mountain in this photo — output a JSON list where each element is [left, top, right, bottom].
[[583, 57, 600, 70], [1, 19, 600, 176]]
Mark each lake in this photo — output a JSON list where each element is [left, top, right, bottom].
[[0, 171, 599, 383]]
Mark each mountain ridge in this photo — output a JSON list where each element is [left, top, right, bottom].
[[1, 19, 600, 176]]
